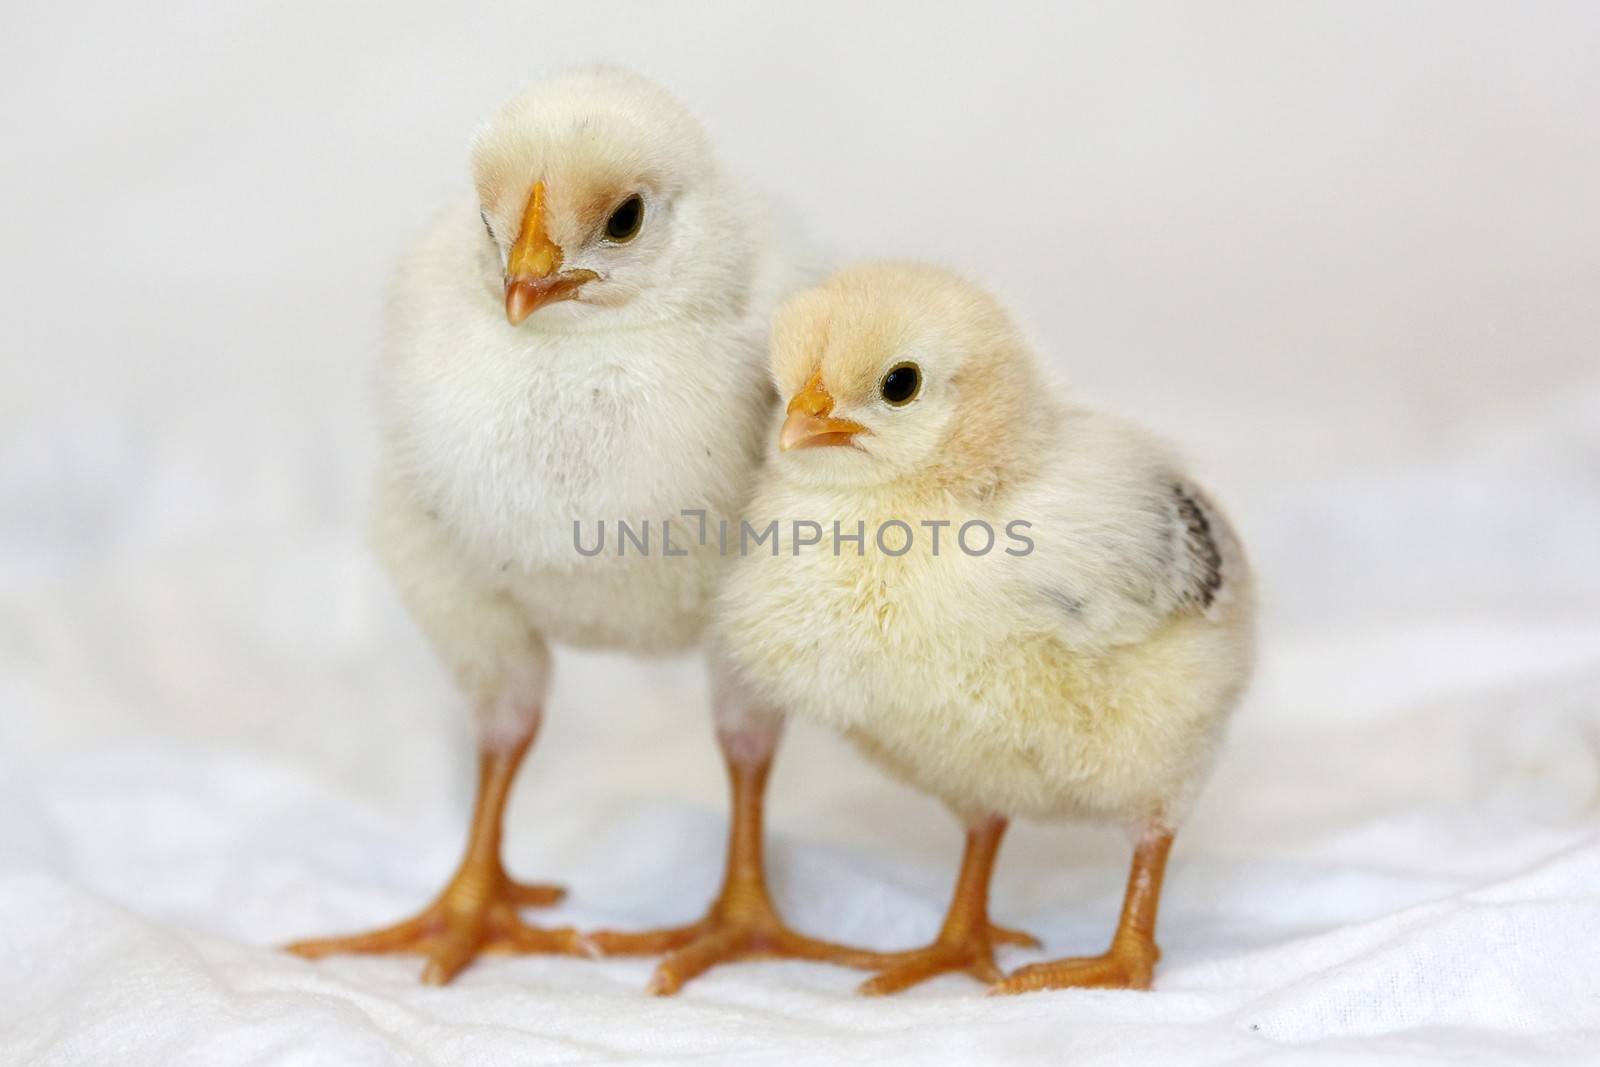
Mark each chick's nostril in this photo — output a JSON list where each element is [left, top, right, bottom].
[[786, 372, 834, 417], [787, 393, 831, 418]]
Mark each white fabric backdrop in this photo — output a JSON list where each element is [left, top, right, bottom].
[[3, 2, 1599, 1064]]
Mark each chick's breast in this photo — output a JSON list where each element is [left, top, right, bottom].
[[379, 205, 775, 654]]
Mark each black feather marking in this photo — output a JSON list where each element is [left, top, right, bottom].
[[1173, 484, 1223, 610], [1041, 588, 1086, 618]]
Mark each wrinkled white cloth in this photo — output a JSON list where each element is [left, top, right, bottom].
[[4, 3, 1600, 1064]]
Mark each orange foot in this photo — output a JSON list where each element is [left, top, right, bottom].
[[988, 939, 1158, 995], [990, 828, 1175, 995], [858, 922, 1041, 996], [286, 871, 591, 985], [590, 891, 899, 995]]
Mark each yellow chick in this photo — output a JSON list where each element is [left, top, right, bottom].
[[713, 263, 1256, 995]]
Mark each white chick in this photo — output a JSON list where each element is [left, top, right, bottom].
[[713, 263, 1256, 995], [288, 67, 860, 989]]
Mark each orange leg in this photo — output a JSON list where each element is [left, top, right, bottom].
[[989, 829, 1173, 995], [589, 741, 901, 995], [285, 731, 590, 984], [856, 816, 1040, 996]]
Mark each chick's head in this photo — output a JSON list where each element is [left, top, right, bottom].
[[471, 67, 745, 329], [770, 263, 1049, 491]]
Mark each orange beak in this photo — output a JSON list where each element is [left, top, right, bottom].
[[779, 371, 867, 451], [504, 181, 599, 324]]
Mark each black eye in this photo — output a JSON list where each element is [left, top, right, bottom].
[[604, 195, 644, 241], [880, 362, 922, 406], [480, 209, 496, 243]]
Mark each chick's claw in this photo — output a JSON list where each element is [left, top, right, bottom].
[[644, 925, 749, 997]]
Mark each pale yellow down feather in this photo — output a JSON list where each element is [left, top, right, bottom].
[[713, 263, 1256, 831]]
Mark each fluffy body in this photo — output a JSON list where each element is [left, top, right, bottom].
[[714, 264, 1256, 830], [288, 67, 841, 989], [377, 68, 803, 724]]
